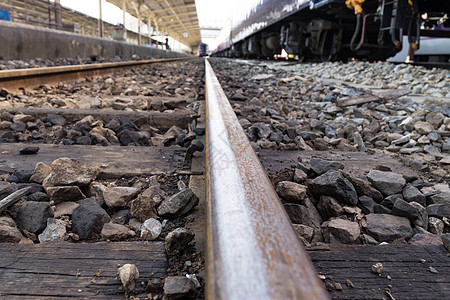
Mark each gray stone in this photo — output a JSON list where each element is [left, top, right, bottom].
[[441, 234, 450, 253], [309, 158, 344, 176], [111, 209, 132, 225], [16, 201, 54, 234], [276, 181, 307, 204], [357, 196, 377, 214], [140, 218, 162, 240], [38, 219, 66, 243], [142, 184, 165, 205], [408, 231, 443, 246], [165, 228, 194, 254], [304, 198, 323, 228], [426, 111, 444, 128], [27, 192, 50, 202], [0, 216, 24, 243], [284, 203, 316, 228], [426, 204, 450, 219], [344, 174, 383, 203], [46, 114, 66, 126], [380, 194, 403, 210], [428, 217, 444, 234], [104, 187, 139, 208], [324, 218, 360, 244], [309, 170, 358, 205], [101, 223, 135, 241], [365, 214, 413, 242], [46, 158, 100, 187], [71, 198, 110, 240], [391, 136, 410, 145], [30, 162, 51, 184], [293, 168, 308, 183], [292, 224, 314, 242], [157, 188, 199, 217], [424, 145, 444, 158], [409, 202, 428, 229], [402, 185, 426, 206], [54, 202, 79, 218], [317, 196, 343, 220], [391, 199, 422, 223], [367, 170, 406, 196], [163, 276, 196, 299], [374, 204, 391, 214], [46, 186, 86, 204], [414, 121, 434, 135]]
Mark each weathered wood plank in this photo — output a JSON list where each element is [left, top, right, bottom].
[[0, 242, 167, 299], [259, 150, 418, 179], [307, 244, 450, 299], [0, 143, 186, 178]]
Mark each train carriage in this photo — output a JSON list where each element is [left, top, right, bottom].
[[213, 0, 450, 62]]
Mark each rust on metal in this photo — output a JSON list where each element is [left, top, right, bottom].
[[204, 58, 330, 300], [0, 57, 192, 91]]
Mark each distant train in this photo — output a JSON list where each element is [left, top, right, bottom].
[[213, 0, 450, 62], [198, 43, 208, 57]]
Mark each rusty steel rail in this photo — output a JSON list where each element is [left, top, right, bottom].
[[204, 58, 329, 300], [0, 57, 193, 91]]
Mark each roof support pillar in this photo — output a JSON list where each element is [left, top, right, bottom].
[[54, 0, 62, 29], [98, 0, 103, 38], [122, 0, 127, 40], [147, 15, 152, 45]]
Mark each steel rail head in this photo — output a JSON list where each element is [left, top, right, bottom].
[[204, 58, 330, 300]]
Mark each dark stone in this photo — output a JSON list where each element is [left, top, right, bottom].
[[71, 198, 110, 240], [118, 129, 148, 146], [344, 174, 383, 203], [426, 204, 450, 219], [165, 228, 195, 254], [46, 186, 86, 204], [402, 185, 426, 206], [365, 214, 413, 242], [193, 127, 205, 136], [111, 209, 132, 225], [19, 146, 39, 155], [308, 170, 358, 206], [73, 122, 91, 134], [357, 196, 377, 214], [0, 181, 18, 199], [157, 189, 199, 217], [27, 192, 50, 202], [10, 121, 26, 132], [14, 170, 33, 183], [283, 203, 316, 227], [76, 136, 91, 145], [367, 170, 406, 196], [163, 276, 196, 299], [380, 194, 403, 210], [309, 158, 344, 176], [130, 195, 157, 222], [428, 192, 450, 205], [317, 196, 343, 220], [374, 204, 391, 214], [16, 201, 54, 234], [391, 199, 421, 223], [46, 114, 66, 126]]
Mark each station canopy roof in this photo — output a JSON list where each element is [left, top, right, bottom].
[[106, 0, 201, 47]]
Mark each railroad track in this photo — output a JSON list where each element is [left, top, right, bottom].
[[0, 57, 449, 299]]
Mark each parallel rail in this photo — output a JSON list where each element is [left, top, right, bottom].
[[204, 58, 329, 299], [0, 57, 192, 91]]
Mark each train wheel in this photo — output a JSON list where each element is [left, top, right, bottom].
[[320, 31, 338, 62]]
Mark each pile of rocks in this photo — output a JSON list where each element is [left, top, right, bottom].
[[0, 157, 199, 247], [0, 56, 130, 70], [0, 61, 204, 109], [272, 158, 450, 250], [211, 59, 449, 182], [0, 112, 197, 147]]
